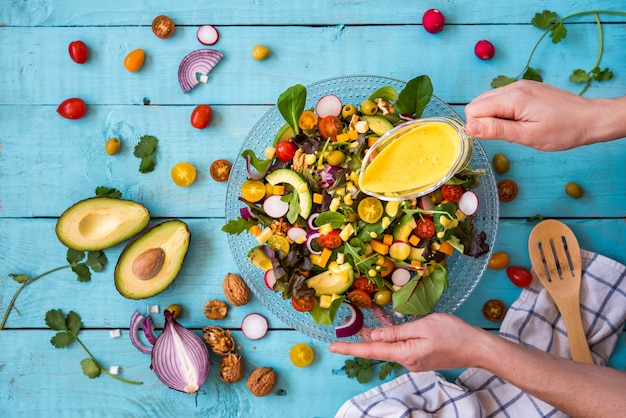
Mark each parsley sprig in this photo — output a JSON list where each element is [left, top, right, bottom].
[[342, 357, 403, 384], [45, 309, 142, 385], [133, 135, 158, 173], [0, 249, 107, 329], [492, 9, 626, 95]]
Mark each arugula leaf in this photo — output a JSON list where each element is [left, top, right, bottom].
[[133, 135, 158, 173], [282, 192, 301, 224], [241, 149, 272, 174], [395, 75, 433, 118], [95, 186, 122, 198], [81, 358, 102, 379], [277, 84, 306, 135], [222, 217, 259, 234], [531, 10, 557, 30], [392, 267, 448, 315]]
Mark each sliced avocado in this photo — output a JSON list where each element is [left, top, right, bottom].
[[114, 220, 190, 299], [265, 168, 312, 219], [247, 245, 272, 271], [393, 214, 417, 242], [361, 115, 393, 136], [55, 197, 150, 251], [273, 123, 294, 146], [306, 262, 354, 296]]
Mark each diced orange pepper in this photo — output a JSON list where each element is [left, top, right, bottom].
[[408, 234, 420, 246], [315, 248, 332, 268], [249, 224, 261, 235], [376, 255, 395, 277], [438, 241, 454, 256], [273, 185, 285, 195], [335, 132, 350, 142], [298, 110, 318, 130], [382, 234, 393, 246], [347, 130, 358, 140], [368, 136, 379, 147], [313, 193, 324, 204], [370, 239, 389, 255], [410, 260, 422, 267]]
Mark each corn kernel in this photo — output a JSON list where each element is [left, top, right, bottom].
[[343, 195, 353, 205], [381, 216, 391, 229], [329, 198, 341, 212]]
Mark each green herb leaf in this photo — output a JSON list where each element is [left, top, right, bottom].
[[344, 357, 373, 384], [134, 135, 158, 173], [9, 273, 28, 284], [86, 251, 107, 272], [314, 211, 345, 229], [282, 192, 301, 224], [592, 67, 613, 82], [81, 358, 102, 379], [531, 10, 557, 30], [139, 156, 156, 173], [490, 75, 517, 89], [379, 362, 402, 380], [550, 22, 567, 44], [309, 296, 345, 325], [51, 331, 74, 348], [45, 309, 68, 331], [66, 248, 85, 265], [569, 69, 591, 83], [65, 311, 82, 336], [241, 149, 272, 175], [95, 186, 122, 198], [522, 67, 543, 82], [395, 75, 433, 118], [277, 84, 306, 135], [368, 86, 398, 102], [222, 217, 259, 235], [392, 267, 448, 315], [72, 264, 92, 282]]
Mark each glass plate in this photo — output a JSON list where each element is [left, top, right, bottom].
[[226, 75, 499, 342]]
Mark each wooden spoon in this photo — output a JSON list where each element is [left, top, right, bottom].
[[528, 219, 593, 364]]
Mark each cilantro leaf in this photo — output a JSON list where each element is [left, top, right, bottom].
[[531, 10, 557, 30], [138, 156, 156, 173], [45, 309, 68, 331], [51, 331, 74, 348], [379, 362, 402, 380], [66, 249, 85, 265], [222, 217, 259, 235], [95, 186, 122, 198], [86, 251, 107, 272], [9, 273, 28, 284], [65, 311, 82, 336], [81, 358, 102, 379], [134, 135, 158, 173], [344, 358, 373, 384], [522, 67, 543, 82], [569, 69, 591, 83], [592, 67, 613, 82], [550, 22, 567, 44], [72, 264, 92, 282], [490, 75, 517, 89]]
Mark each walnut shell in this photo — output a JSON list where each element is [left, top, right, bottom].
[[204, 299, 228, 320], [222, 273, 251, 306], [202, 326, 235, 356], [247, 366, 277, 397], [219, 352, 244, 383]]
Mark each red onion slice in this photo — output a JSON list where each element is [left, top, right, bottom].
[[240, 207, 257, 221], [178, 49, 224, 94], [142, 315, 158, 345], [305, 231, 321, 255], [129, 310, 153, 354], [307, 213, 320, 230], [335, 303, 364, 338]]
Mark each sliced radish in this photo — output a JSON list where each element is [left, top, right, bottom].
[[197, 25, 220, 45], [335, 303, 364, 338], [391, 268, 412, 286], [419, 195, 435, 211], [287, 227, 307, 243], [264, 269, 276, 290], [458, 191, 479, 216], [241, 313, 269, 340], [263, 195, 289, 218], [316, 94, 342, 118]]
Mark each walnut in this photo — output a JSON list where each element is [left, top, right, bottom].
[[291, 148, 306, 171], [222, 273, 251, 306], [376, 98, 395, 115], [247, 367, 277, 397], [202, 326, 235, 356], [219, 352, 244, 383], [203, 300, 228, 320], [270, 219, 290, 236]]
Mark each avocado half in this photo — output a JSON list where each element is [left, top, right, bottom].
[[55, 197, 150, 251], [114, 220, 190, 299]]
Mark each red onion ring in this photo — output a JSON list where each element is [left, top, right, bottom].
[[142, 315, 158, 345], [306, 231, 321, 255], [178, 49, 223, 94], [129, 310, 153, 354], [245, 154, 271, 180], [335, 303, 364, 338]]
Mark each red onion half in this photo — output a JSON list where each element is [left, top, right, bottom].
[[178, 49, 224, 94], [151, 310, 210, 393]]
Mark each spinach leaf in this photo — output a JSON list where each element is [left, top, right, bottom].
[[277, 84, 307, 135], [395, 75, 433, 118], [392, 267, 448, 315], [314, 211, 345, 229], [368, 86, 398, 102]]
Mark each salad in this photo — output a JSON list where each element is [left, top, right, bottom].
[[223, 75, 490, 336]]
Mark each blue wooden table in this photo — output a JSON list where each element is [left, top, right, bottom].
[[1, 1, 625, 416]]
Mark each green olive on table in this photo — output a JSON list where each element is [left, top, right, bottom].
[[492, 153, 510, 174], [360, 99, 378, 115], [565, 182, 584, 199], [105, 137, 121, 155]]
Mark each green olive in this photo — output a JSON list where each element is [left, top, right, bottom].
[[165, 303, 183, 319], [105, 137, 121, 155], [326, 150, 346, 166], [360, 99, 378, 115], [252, 45, 270, 60], [565, 182, 584, 199], [492, 153, 510, 174], [373, 289, 392, 306], [342, 104, 357, 119]]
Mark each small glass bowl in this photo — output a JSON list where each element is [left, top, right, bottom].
[[358, 116, 474, 201]]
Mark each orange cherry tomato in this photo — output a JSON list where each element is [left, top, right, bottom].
[[318, 115, 343, 141], [152, 15, 175, 39], [191, 104, 213, 129], [210, 159, 232, 182], [347, 289, 372, 309], [317, 230, 342, 249], [124, 48, 145, 72], [497, 179, 518, 202], [351, 277, 376, 295], [441, 184, 463, 203], [298, 110, 318, 131], [488, 251, 510, 270], [292, 296, 315, 312]]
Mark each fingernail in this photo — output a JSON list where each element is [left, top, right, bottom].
[[466, 120, 482, 136], [370, 329, 383, 341], [328, 344, 337, 352]]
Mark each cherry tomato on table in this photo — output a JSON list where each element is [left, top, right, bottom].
[[123, 49, 145, 72], [191, 104, 213, 129], [347, 289, 372, 309], [488, 251, 510, 270], [497, 179, 518, 202], [317, 229, 342, 249], [351, 277, 376, 295], [57, 98, 86, 119], [482, 299, 506, 322], [210, 159, 232, 182], [292, 296, 315, 312], [68, 40, 89, 64], [275, 140, 297, 162], [506, 266, 533, 288], [414, 217, 435, 239], [152, 15, 175, 39], [318, 115, 343, 141], [441, 184, 463, 203]]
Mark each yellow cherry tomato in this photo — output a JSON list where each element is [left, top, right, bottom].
[[241, 180, 266, 202], [298, 110, 318, 130], [358, 197, 384, 223], [124, 48, 145, 72], [171, 162, 197, 187], [252, 45, 270, 60], [488, 251, 510, 270], [105, 137, 121, 155], [267, 234, 290, 254], [290, 343, 314, 367]]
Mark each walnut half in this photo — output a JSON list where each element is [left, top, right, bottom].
[[204, 299, 228, 320], [202, 326, 235, 356], [219, 352, 245, 383]]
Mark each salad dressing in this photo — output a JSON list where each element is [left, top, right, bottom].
[[359, 121, 461, 195]]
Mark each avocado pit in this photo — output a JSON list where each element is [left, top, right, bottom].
[[132, 247, 166, 280]]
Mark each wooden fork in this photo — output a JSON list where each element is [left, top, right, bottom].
[[528, 219, 593, 364]]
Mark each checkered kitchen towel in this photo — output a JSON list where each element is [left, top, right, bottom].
[[336, 250, 626, 417]]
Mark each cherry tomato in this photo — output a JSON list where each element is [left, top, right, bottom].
[[488, 251, 510, 270], [414, 218, 435, 239], [57, 98, 86, 119], [506, 266, 533, 288], [497, 179, 518, 202], [317, 229, 342, 249], [318, 115, 343, 141], [191, 104, 213, 129], [298, 110, 318, 131], [347, 289, 372, 309], [374, 289, 392, 306], [123, 48, 145, 72], [152, 15, 175, 39], [171, 162, 197, 187], [441, 184, 463, 203], [482, 299, 506, 322], [290, 343, 315, 367], [210, 159, 232, 182], [357, 197, 383, 223], [68, 40, 89, 64], [292, 296, 314, 312], [352, 277, 376, 295], [275, 140, 297, 162]]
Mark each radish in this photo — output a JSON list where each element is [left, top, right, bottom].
[[419, 195, 435, 211], [474, 40, 495, 60], [316, 94, 342, 118], [422, 9, 445, 34], [458, 191, 479, 215], [335, 303, 364, 338], [197, 25, 220, 45], [287, 227, 307, 243], [391, 268, 412, 286], [241, 313, 269, 340], [263, 195, 289, 218], [264, 269, 276, 290]]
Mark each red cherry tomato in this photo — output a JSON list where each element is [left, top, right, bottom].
[[351, 277, 376, 295], [414, 218, 435, 239], [68, 41, 89, 64], [57, 98, 86, 119], [210, 159, 232, 182], [441, 184, 464, 203], [152, 15, 175, 39], [275, 141, 297, 162], [317, 230, 342, 249], [292, 296, 315, 312], [318, 115, 343, 141], [506, 266, 533, 288], [347, 289, 372, 309], [497, 179, 518, 202], [191, 104, 213, 129]]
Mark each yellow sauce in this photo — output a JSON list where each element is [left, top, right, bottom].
[[359, 121, 461, 195]]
